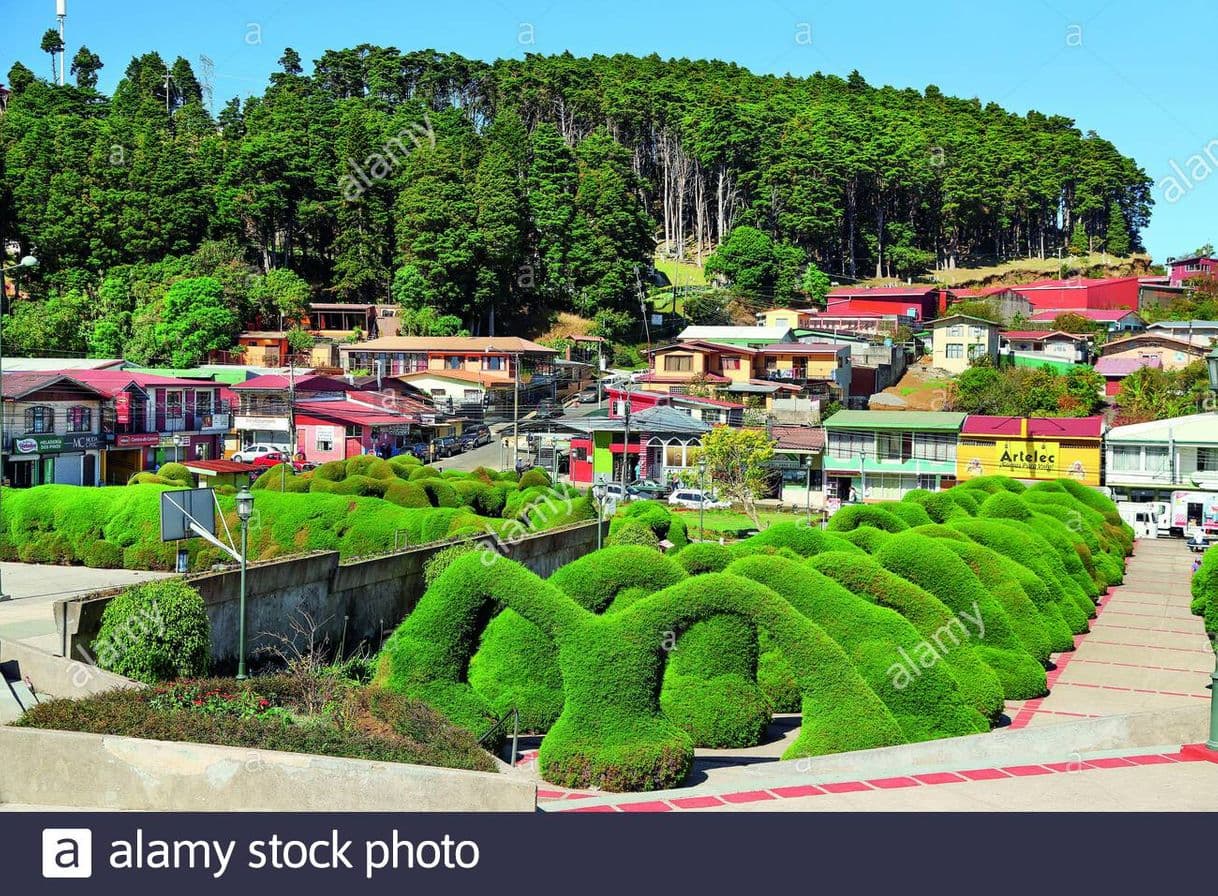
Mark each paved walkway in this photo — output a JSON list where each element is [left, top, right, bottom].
[[0, 563, 173, 654], [1003, 537, 1211, 729], [520, 535, 1217, 811]]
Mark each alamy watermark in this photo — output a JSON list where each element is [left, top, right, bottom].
[[887, 600, 985, 690]]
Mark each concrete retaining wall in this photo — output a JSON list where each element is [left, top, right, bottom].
[[0, 726, 536, 811], [0, 638, 138, 698], [55, 520, 607, 671]]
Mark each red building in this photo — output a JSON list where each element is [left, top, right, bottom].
[[824, 285, 949, 323], [996, 276, 1142, 312]]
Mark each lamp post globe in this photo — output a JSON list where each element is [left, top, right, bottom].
[[234, 487, 254, 679]]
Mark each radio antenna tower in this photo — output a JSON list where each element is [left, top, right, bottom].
[[198, 54, 215, 114], [55, 0, 67, 86]]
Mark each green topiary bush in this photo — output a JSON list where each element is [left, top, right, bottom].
[[383, 480, 431, 508], [735, 522, 862, 557], [127, 472, 174, 486], [94, 580, 211, 684], [875, 532, 1047, 699], [82, 540, 123, 569], [606, 519, 661, 549], [1192, 548, 1218, 637], [345, 455, 395, 479], [155, 462, 193, 486], [807, 551, 1005, 719], [826, 504, 910, 533], [839, 525, 893, 553], [675, 542, 735, 575], [730, 554, 988, 741], [904, 490, 969, 523], [883, 501, 934, 528]]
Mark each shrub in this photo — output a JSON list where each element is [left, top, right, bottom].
[[312, 460, 348, 482], [550, 547, 688, 612], [675, 542, 735, 575], [729, 554, 988, 741], [839, 526, 893, 553], [1192, 548, 1218, 637], [345, 455, 395, 479], [423, 543, 481, 588], [807, 551, 1005, 719], [883, 501, 933, 528], [826, 505, 910, 534], [94, 580, 211, 684], [904, 490, 968, 523], [251, 464, 308, 491], [959, 475, 1026, 495], [418, 478, 461, 508], [156, 462, 193, 486], [736, 522, 862, 557], [518, 468, 551, 489], [83, 540, 123, 569], [16, 678, 494, 773], [606, 519, 660, 549], [127, 472, 173, 486], [875, 532, 1047, 699], [383, 480, 430, 508], [408, 465, 441, 481]]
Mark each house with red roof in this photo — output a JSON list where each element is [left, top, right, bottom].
[[1168, 255, 1218, 287], [1095, 354, 1163, 397], [1029, 308, 1144, 335], [67, 370, 231, 482], [996, 276, 1143, 312], [957, 415, 1104, 486], [824, 285, 948, 323], [1, 373, 108, 487], [1001, 330, 1093, 364]]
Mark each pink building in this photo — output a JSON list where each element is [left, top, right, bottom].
[[1168, 255, 1218, 287]]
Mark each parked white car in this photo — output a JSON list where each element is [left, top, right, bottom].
[[231, 443, 291, 463], [668, 489, 730, 510]]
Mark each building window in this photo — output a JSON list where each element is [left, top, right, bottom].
[[876, 431, 903, 462], [968, 343, 987, 359], [24, 406, 54, 433], [916, 474, 938, 490], [316, 433, 334, 452], [1111, 445, 1141, 472], [1198, 447, 1218, 472], [830, 431, 872, 461], [665, 444, 687, 468], [463, 389, 481, 402], [165, 390, 184, 419], [948, 325, 963, 337], [430, 389, 447, 398], [345, 424, 362, 439], [663, 355, 693, 372], [66, 406, 92, 433], [446, 356, 462, 369], [1144, 445, 1170, 473], [723, 357, 742, 370], [912, 433, 954, 462], [485, 356, 503, 371], [946, 344, 964, 359], [195, 391, 213, 415]]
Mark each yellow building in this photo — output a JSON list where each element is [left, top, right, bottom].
[[957, 416, 1104, 486], [928, 314, 1002, 374]]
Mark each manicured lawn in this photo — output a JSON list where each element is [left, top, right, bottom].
[[673, 507, 816, 538]]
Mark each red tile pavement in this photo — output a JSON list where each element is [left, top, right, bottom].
[[959, 768, 1012, 781], [865, 777, 921, 789], [1000, 765, 1053, 777], [820, 781, 872, 794], [670, 796, 726, 809], [719, 790, 777, 804], [618, 801, 672, 812], [1081, 757, 1138, 769], [912, 772, 967, 785], [769, 785, 825, 799]]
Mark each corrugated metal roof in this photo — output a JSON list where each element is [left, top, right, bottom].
[[823, 410, 966, 431]]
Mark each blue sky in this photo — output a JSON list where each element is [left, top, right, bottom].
[[4, 0, 1216, 262]]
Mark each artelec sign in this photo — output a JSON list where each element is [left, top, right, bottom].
[[12, 433, 101, 454]]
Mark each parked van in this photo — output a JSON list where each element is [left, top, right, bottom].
[[1168, 490, 1218, 538], [1117, 501, 1167, 539], [1118, 504, 1160, 539]]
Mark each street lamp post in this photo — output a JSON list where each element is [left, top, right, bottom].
[[698, 456, 707, 543], [592, 477, 608, 551], [234, 487, 254, 680], [1206, 347, 1218, 751], [0, 255, 38, 604]]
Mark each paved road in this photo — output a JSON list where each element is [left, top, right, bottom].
[[0, 563, 173, 654], [437, 400, 602, 475]]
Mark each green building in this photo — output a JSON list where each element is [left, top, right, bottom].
[[822, 410, 966, 502]]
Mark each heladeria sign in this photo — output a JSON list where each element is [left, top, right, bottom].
[[12, 433, 101, 454]]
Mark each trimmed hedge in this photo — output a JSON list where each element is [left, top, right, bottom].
[[807, 551, 1005, 719], [734, 522, 863, 557], [675, 542, 735, 575], [826, 505, 910, 534], [1191, 548, 1218, 637], [839, 526, 894, 553], [95, 580, 211, 683], [730, 555, 988, 742], [883, 501, 934, 528], [903, 490, 969, 523], [606, 519, 661, 549], [876, 532, 1048, 699]]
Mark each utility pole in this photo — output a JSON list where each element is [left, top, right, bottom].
[[636, 266, 652, 355], [163, 65, 173, 115], [620, 379, 633, 493], [56, 0, 67, 87], [281, 358, 296, 492]]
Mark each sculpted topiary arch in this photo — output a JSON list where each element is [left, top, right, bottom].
[[376, 553, 905, 791]]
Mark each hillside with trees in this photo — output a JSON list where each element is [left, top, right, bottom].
[[1, 46, 1154, 361]]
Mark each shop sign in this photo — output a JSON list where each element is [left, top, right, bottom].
[[114, 433, 161, 448], [115, 392, 131, 425], [12, 433, 101, 454]]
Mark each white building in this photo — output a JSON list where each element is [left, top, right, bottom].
[[1104, 413, 1218, 501]]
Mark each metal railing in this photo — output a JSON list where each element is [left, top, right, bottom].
[[477, 707, 520, 766]]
